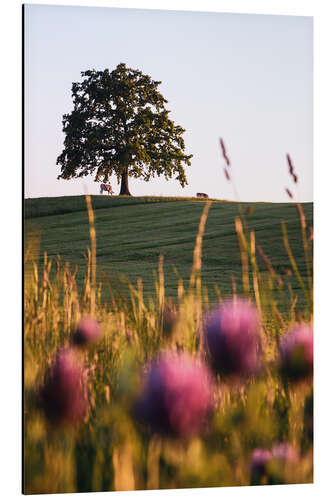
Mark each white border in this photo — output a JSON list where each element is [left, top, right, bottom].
[[1, 1, 332, 498]]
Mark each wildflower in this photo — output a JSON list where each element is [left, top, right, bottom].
[[135, 352, 213, 438], [40, 348, 88, 427], [251, 443, 300, 485], [72, 316, 101, 346], [271, 443, 299, 463], [250, 448, 272, 478], [203, 298, 261, 377], [279, 324, 313, 380]]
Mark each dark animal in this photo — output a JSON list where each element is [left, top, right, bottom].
[[100, 184, 114, 195]]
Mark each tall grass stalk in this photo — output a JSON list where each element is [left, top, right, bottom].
[[85, 194, 97, 316], [234, 216, 250, 295], [296, 203, 313, 297], [249, 230, 262, 316], [190, 200, 212, 291]]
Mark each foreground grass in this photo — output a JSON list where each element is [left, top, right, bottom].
[[25, 195, 313, 314], [24, 195, 313, 493]]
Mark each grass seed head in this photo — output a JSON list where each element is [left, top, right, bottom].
[[285, 188, 293, 199]]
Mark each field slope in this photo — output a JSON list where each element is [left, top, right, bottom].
[[25, 195, 313, 312]]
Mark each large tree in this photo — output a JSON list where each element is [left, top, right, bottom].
[[57, 63, 193, 195]]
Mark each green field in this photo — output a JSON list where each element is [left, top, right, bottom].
[[25, 195, 313, 314]]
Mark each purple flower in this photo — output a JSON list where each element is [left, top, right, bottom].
[[40, 348, 88, 427], [72, 316, 101, 346], [279, 324, 313, 380], [251, 443, 299, 484], [250, 448, 272, 477], [203, 298, 261, 377], [135, 352, 213, 438], [271, 443, 299, 463]]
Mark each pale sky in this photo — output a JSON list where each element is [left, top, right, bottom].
[[24, 4, 313, 202]]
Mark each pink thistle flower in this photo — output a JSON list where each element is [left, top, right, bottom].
[[250, 448, 272, 477], [203, 298, 261, 377], [40, 348, 88, 427], [135, 352, 213, 438], [271, 443, 299, 463], [72, 316, 101, 346], [279, 324, 313, 380]]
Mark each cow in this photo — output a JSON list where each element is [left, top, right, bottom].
[[100, 184, 114, 195], [196, 192, 209, 199]]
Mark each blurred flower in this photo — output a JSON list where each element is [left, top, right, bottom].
[[72, 316, 101, 346], [203, 298, 261, 377], [135, 352, 213, 438], [279, 324, 313, 380], [256, 443, 301, 485], [271, 443, 299, 463], [251, 443, 300, 485], [250, 448, 272, 478], [40, 348, 88, 427]]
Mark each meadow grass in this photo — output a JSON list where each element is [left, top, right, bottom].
[[24, 195, 313, 493], [25, 195, 313, 313]]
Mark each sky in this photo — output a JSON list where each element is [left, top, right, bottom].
[[24, 4, 313, 202]]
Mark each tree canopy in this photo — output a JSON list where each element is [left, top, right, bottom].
[[57, 63, 193, 195]]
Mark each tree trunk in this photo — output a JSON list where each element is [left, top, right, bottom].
[[119, 170, 131, 196]]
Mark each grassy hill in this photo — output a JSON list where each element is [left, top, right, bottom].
[[24, 195, 313, 312]]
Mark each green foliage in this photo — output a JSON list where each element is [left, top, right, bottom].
[[57, 64, 192, 190]]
